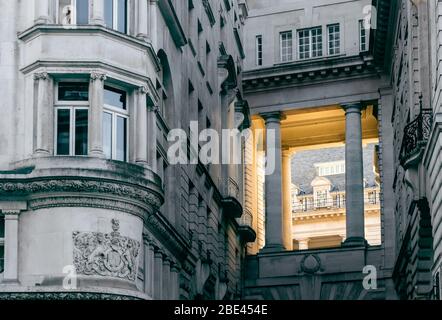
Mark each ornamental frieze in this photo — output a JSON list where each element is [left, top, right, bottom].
[[0, 179, 162, 209], [73, 219, 140, 281]]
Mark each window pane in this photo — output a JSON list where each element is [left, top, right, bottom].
[[0, 246, 4, 274], [116, 116, 127, 161], [103, 112, 113, 159], [104, 86, 127, 109], [104, 0, 114, 29], [0, 216, 4, 238], [59, 0, 73, 25], [58, 82, 89, 101], [117, 0, 127, 33], [75, 109, 88, 156], [76, 0, 89, 24], [57, 109, 71, 155]]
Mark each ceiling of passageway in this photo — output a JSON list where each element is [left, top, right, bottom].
[[253, 105, 379, 150]]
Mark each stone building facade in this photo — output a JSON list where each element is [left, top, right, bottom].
[[0, 0, 253, 300], [291, 144, 381, 250]]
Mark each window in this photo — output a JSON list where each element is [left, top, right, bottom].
[[298, 27, 322, 59], [58, 0, 89, 25], [316, 161, 345, 176], [360, 20, 368, 52], [104, 0, 128, 33], [256, 35, 263, 66], [315, 190, 328, 208], [280, 31, 293, 62], [0, 215, 4, 274], [103, 86, 128, 162], [55, 82, 89, 156], [328, 24, 340, 55]]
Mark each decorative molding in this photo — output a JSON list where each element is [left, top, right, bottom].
[[33, 72, 49, 81], [0, 179, 163, 209], [28, 197, 149, 220], [73, 219, 140, 281], [90, 72, 107, 82], [300, 254, 323, 274], [0, 292, 140, 300]]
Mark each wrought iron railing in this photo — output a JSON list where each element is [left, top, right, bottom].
[[293, 194, 379, 213], [400, 109, 433, 164]]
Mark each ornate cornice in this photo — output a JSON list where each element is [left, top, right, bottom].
[[0, 178, 162, 210], [0, 292, 142, 300]]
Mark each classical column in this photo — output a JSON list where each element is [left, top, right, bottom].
[[137, 0, 150, 40], [153, 247, 163, 300], [136, 87, 148, 166], [34, 72, 53, 156], [150, 0, 158, 48], [282, 149, 293, 250], [89, 72, 106, 158], [91, 0, 105, 25], [34, 0, 52, 24], [170, 262, 181, 300], [2, 210, 20, 283], [143, 234, 155, 297], [261, 112, 285, 252], [147, 100, 158, 171], [162, 257, 171, 300], [342, 103, 367, 247]]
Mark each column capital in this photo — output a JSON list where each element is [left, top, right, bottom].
[[2, 210, 21, 218], [90, 72, 107, 82], [260, 111, 286, 124], [138, 86, 149, 95], [171, 261, 182, 273], [341, 102, 363, 114], [33, 72, 49, 81], [282, 148, 292, 158]]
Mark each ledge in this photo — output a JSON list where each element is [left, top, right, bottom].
[[17, 24, 161, 72], [158, 0, 187, 48], [221, 196, 243, 219]]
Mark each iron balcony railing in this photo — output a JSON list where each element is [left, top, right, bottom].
[[400, 108, 433, 165], [293, 194, 379, 213]]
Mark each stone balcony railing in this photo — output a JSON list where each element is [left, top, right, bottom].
[[237, 209, 256, 243], [400, 108, 433, 168]]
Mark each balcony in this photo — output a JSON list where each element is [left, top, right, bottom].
[[293, 192, 380, 215], [400, 109, 433, 168], [237, 210, 256, 243]]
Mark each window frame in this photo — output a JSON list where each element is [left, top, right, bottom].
[[103, 85, 129, 162], [104, 0, 128, 34], [327, 23, 341, 56], [0, 215, 4, 275], [256, 35, 263, 66], [359, 20, 368, 52], [279, 31, 293, 62], [298, 26, 323, 60], [54, 81, 90, 157], [56, 0, 90, 25]]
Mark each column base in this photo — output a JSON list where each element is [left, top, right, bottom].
[[342, 237, 368, 248], [260, 244, 286, 253]]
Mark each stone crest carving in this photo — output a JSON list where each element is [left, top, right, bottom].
[[300, 254, 323, 274], [73, 219, 140, 281]]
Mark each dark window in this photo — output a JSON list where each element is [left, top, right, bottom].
[[74, 109, 89, 155], [116, 116, 127, 161], [103, 112, 113, 159], [58, 82, 89, 101], [56, 109, 71, 155], [104, 86, 127, 109]]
